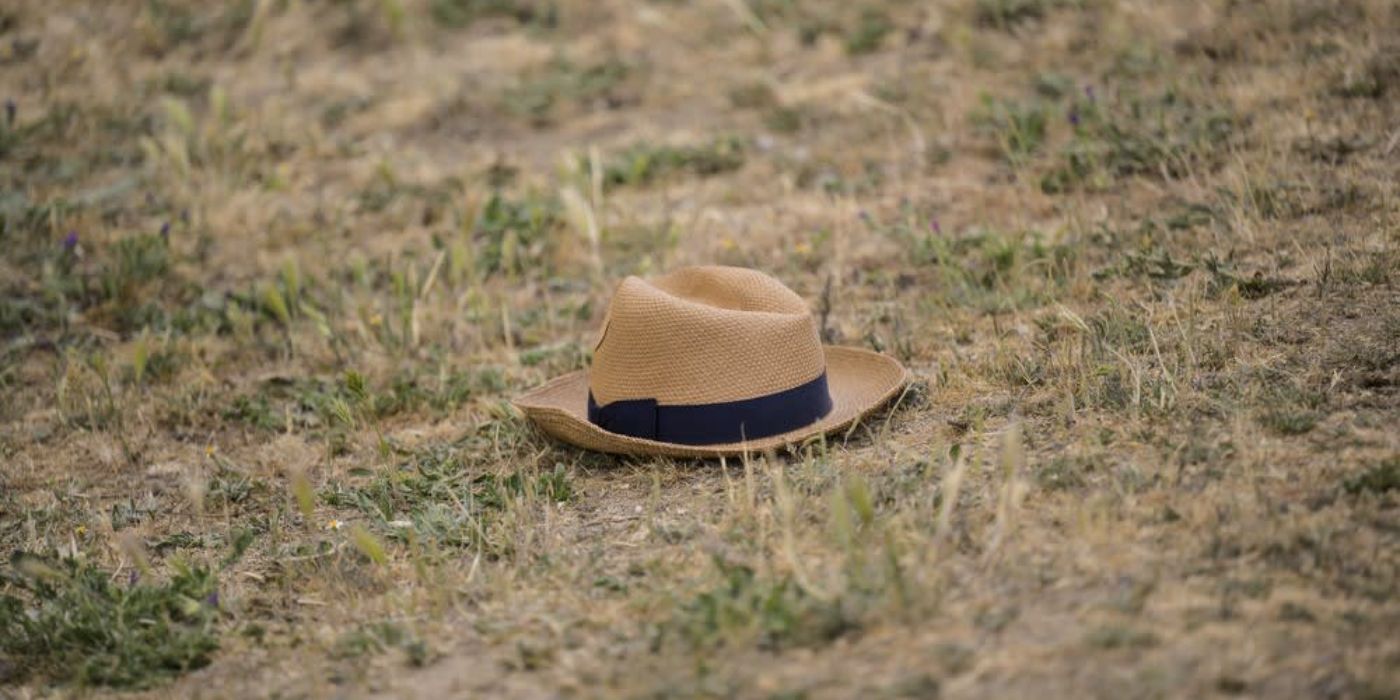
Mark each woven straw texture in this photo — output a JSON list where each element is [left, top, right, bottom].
[[514, 266, 909, 457], [589, 267, 826, 405]]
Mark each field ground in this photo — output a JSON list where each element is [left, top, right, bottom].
[[1, 0, 1397, 697]]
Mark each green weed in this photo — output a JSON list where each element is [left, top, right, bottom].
[[1042, 88, 1235, 192], [206, 466, 266, 511], [0, 554, 221, 689], [874, 210, 1075, 312], [665, 556, 854, 652], [844, 8, 892, 55], [1085, 624, 1159, 650], [1255, 382, 1325, 436], [598, 137, 745, 190], [974, 95, 1048, 163], [976, 0, 1057, 29], [1202, 254, 1291, 300], [431, 366, 510, 410], [1258, 409, 1319, 436], [322, 439, 571, 553], [473, 191, 562, 276], [1342, 458, 1399, 496], [728, 82, 778, 110], [503, 56, 630, 126], [356, 168, 461, 217], [141, 0, 256, 54], [765, 106, 804, 133], [333, 620, 430, 666], [1334, 45, 1398, 99], [1036, 455, 1093, 491], [224, 367, 509, 436], [429, 0, 552, 29]]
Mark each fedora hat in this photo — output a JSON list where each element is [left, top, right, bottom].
[[513, 266, 909, 457]]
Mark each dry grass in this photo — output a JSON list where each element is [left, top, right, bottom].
[[1, 0, 1397, 697]]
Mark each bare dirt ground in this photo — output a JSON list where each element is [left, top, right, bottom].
[[1, 0, 1397, 697]]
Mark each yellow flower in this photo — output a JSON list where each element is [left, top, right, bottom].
[[326, 518, 344, 531], [204, 444, 217, 457], [794, 242, 812, 256], [75, 524, 88, 536]]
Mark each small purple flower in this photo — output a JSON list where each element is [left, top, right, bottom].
[[930, 219, 942, 235], [1068, 106, 1081, 126], [4, 99, 14, 127], [62, 230, 79, 250], [160, 222, 171, 241], [205, 591, 220, 608], [128, 569, 140, 587], [1084, 84, 1096, 102], [858, 210, 872, 224]]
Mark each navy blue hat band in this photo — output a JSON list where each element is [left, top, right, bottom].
[[587, 372, 833, 446]]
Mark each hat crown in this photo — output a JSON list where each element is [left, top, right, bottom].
[[589, 266, 826, 406]]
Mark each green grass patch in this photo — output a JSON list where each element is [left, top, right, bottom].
[[1036, 455, 1093, 491], [1255, 382, 1326, 436], [1100, 247, 1196, 282], [844, 8, 893, 55], [223, 368, 507, 437], [503, 56, 630, 126], [873, 209, 1078, 312], [664, 556, 855, 652], [142, 0, 255, 54], [0, 193, 233, 344], [472, 190, 563, 276], [975, 0, 1059, 29], [429, 0, 553, 29], [1257, 409, 1319, 436], [598, 137, 745, 190], [1202, 254, 1293, 300], [973, 95, 1048, 164], [0, 554, 220, 689], [332, 620, 431, 666], [356, 168, 462, 216], [1041, 88, 1235, 192], [322, 437, 572, 553], [1085, 624, 1160, 650], [1342, 458, 1400, 496]]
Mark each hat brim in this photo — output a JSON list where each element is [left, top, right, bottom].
[[512, 346, 910, 458]]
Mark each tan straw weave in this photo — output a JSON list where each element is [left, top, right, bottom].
[[513, 266, 909, 457]]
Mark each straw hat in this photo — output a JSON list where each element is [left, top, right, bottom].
[[513, 266, 909, 457]]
